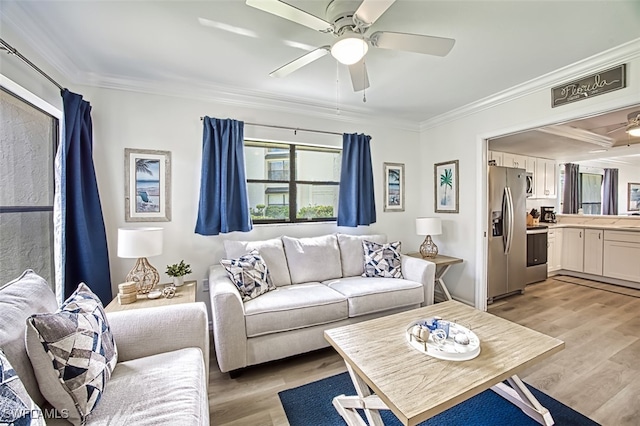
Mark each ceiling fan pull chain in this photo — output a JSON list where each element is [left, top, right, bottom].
[[362, 59, 367, 103]]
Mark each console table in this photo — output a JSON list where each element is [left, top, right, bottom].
[[406, 253, 463, 302]]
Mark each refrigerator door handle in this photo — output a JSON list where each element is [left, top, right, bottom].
[[505, 187, 514, 255], [502, 187, 509, 254]]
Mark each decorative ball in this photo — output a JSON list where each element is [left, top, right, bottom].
[[162, 286, 176, 299], [454, 333, 470, 346]]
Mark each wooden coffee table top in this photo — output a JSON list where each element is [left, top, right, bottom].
[[324, 301, 564, 426]]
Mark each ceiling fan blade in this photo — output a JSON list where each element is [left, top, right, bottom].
[[348, 60, 370, 92], [606, 124, 627, 134], [370, 31, 455, 56], [269, 46, 330, 78], [246, 0, 332, 32], [354, 0, 396, 28]]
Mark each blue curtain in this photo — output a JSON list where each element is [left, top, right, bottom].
[[61, 89, 111, 304], [195, 117, 252, 235], [337, 133, 376, 227], [602, 168, 618, 215]]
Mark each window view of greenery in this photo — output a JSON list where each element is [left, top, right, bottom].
[[0, 88, 58, 286], [245, 141, 341, 223]]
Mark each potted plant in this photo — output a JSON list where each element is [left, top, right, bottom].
[[165, 260, 192, 287]]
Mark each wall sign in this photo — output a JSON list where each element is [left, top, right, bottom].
[[551, 64, 626, 108]]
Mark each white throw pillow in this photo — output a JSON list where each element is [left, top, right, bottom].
[[224, 238, 292, 286], [282, 235, 342, 284], [25, 283, 118, 426], [220, 250, 277, 301], [362, 240, 404, 279]]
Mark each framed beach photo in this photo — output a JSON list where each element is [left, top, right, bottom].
[[125, 148, 172, 222], [434, 160, 459, 213], [383, 162, 405, 212], [629, 182, 640, 211]]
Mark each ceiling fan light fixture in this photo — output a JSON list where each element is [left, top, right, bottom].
[[627, 111, 640, 137], [331, 34, 368, 65]]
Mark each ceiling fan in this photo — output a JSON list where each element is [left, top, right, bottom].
[[246, 0, 455, 92], [606, 111, 640, 137]]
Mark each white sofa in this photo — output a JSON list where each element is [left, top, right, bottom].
[[0, 270, 210, 425], [209, 233, 436, 374]]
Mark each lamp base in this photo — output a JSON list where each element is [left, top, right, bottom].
[[125, 257, 160, 294], [419, 235, 439, 259]]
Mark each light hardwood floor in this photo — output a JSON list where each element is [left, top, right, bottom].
[[208, 276, 640, 425]]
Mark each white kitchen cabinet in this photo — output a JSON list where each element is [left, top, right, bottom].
[[548, 228, 563, 273], [535, 158, 557, 198], [583, 229, 603, 275], [603, 231, 640, 283], [502, 153, 527, 169], [489, 151, 503, 166], [525, 156, 535, 173], [562, 228, 584, 272]]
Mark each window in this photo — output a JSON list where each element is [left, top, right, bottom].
[[579, 173, 603, 214], [0, 87, 59, 286], [245, 141, 341, 223]]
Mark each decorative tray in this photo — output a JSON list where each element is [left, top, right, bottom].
[[405, 318, 481, 361]]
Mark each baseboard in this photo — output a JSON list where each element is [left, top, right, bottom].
[[553, 270, 640, 290]]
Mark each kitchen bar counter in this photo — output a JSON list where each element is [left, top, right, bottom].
[[547, 223, 640, 231]]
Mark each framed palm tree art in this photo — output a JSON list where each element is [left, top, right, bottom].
[[125, 148, 172, 222], [434, 160, 459, 213]]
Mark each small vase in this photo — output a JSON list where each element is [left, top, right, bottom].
[[173, 276, 185, 287]]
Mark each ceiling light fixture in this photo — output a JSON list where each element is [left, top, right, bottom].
[[331, 33, 368, 65], [626, 111, 640, 137]]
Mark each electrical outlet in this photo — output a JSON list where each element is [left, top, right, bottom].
[[202, 279, 209, 292]]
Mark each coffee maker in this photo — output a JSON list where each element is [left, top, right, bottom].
[[540, 206, 556, 223]]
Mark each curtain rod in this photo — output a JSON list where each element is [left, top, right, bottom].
[[199, 117, 342, 137], [0, 38, 64, 91]]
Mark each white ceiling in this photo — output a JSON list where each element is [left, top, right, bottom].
[[1, 0, 640, 125]]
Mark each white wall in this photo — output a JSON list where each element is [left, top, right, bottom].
[[73, 86, 422, 309], [419, 42, 640, 307]]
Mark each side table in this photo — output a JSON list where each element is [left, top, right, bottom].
[[406, 253, 463, 302], [104, 280, 197, 313]]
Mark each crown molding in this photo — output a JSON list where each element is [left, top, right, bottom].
[[537, 125, 614, 148], [419, 38, 640, 132]]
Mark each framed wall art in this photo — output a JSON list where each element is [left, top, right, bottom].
[[125, 148, 172, 222], [383, 162, 405, 212], [434, 160, 459, 213], [629, 182, 640, 211]]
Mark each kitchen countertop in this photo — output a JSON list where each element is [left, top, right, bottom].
[[547, 223, 640, 232]]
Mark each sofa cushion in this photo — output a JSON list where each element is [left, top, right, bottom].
[[0, 348, 45, 426], [282, 235, 342, 284], [323, 276, 423, 317], [26, 283, 118, 426], [243, 283, 348, 337], [363, 240, 404, 278], [0, 270, 58, 408], [337, 234, 387, 277], [83, 348, 207, 425], [220, 250, 276, 302], [224, 238, 291, 286]]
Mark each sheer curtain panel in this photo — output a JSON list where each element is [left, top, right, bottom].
[[195, 117, 252, 235], [337, 133, 376, 227]]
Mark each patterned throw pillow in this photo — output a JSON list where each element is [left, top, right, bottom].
[[25, 283, 118, 426], [1, 348, 46, 426], [220, 250, 276, 301], [362, 240, 404, 278]]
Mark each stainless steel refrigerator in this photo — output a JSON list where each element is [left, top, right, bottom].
[[488, 166, 526, 302]]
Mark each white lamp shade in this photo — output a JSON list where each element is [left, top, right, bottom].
[[416, 217, 442, 236], [117, 227, 163, 258]]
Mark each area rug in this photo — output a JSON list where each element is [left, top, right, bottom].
[[279, 372, 599, 426]]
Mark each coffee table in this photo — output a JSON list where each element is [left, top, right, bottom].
[[324, 301, 564, 426]]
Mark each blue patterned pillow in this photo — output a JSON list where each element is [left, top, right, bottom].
[[362, 240, 404, 278], [25, 283, 117, 426], [221, 250, 276, 301], [0, 348, 45, 426]]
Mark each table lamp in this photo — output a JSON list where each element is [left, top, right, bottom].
[[118, 227, 163, 294], [416, 217, 442, 259]]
